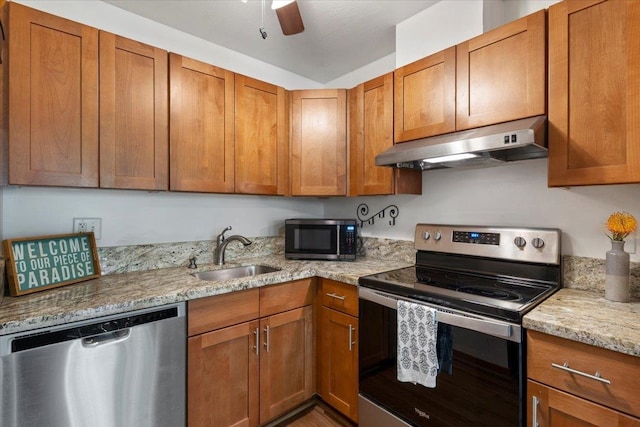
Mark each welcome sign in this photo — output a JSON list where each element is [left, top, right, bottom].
[[3, 233, 101, 296]]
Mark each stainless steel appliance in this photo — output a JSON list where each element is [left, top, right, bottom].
[[285, 218, 358, 261], [0, 303, 186, 427], [358, 224, 561, 427], [375, 115, 547, 170]]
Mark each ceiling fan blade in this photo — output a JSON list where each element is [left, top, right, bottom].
[[275, 1, 304, 35]]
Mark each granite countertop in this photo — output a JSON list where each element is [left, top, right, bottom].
[[0, 255, 411, 336], [523, 288, 640, 357]]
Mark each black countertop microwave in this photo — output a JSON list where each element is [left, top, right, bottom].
[[285, 219, 358, 261]]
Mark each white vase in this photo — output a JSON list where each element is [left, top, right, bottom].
[[605, 240, 630, 302]]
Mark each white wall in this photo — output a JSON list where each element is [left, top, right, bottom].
[[396, 0, 484, 67], [325, 160, 640, 261], [3, 187, 324, 247], [323, 0, 640, 261]]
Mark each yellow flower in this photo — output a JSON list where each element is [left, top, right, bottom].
[[606, 211, 637, 241]]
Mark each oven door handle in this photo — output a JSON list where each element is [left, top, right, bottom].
[[359, 287, 520, 342]]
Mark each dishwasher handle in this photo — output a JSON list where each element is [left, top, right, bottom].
[[82, 329, 131, 347]]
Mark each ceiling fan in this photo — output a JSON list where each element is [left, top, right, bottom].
[[272, 0, 305, 36]]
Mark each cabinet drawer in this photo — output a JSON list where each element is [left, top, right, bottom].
[[318, 279, 358, 316], [188, 288, 259, 336], [527, 330, 640, 418], [259, 278, 315, 317]]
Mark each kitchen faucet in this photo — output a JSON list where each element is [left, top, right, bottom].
[[214, 226, 252, 265]]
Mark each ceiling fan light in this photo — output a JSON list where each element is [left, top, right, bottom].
[[272, 0, 295, 10]]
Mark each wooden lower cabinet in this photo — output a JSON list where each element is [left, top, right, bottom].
[[188, 320, 260, 427], [527, 330, 640, 427], [260, 306, 314, 423], [528, 380, 640, 427], [316, 279, 359, 423], [187, 282, 315, 427], [318, 306, 358, 422]]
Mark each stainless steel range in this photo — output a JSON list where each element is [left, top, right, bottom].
[[358, 224, 561, 427]]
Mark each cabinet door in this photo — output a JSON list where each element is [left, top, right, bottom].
[[318, 306, 358, 422], [235, 75, 288, 195], [188, 320, 260, 427], [291, 89, 347, 196], [99, 32, 168, 190], [528, 380, 640, 427], [9, 3, 98, 187], [548, 0, 640, 186], [169, 53, 234, 192], [349, 74, 421, 196], [259, 305, 314, 423], [394, 46, 456, 142], [235, 74, 289, 195], [456, 10, 546, 131]]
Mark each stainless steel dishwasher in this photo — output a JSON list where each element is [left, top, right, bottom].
[[0, 302, 186, 427]]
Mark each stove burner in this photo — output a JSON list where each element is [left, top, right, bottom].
[[457, 285, 522, 301]]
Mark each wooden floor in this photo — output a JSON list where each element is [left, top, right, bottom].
[[275, 402, 356, 427]]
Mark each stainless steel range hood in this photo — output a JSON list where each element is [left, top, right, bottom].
[[375, 115, 547, 170]]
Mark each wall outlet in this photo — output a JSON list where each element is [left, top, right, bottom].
[[73, 218, 102, 240]]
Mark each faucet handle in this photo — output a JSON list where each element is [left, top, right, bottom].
[[217, 226, 232, 242]]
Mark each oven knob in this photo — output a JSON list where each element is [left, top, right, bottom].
[[434, 232, 442, 241], [514, 236, 526, 248], [531, 237, 545, 249], [423, 231, 430, 240]]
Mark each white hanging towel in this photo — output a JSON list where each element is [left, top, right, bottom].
[[397, 299, 439, 388]]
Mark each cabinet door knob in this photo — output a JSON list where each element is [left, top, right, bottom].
[[532, 395, 539, 427]]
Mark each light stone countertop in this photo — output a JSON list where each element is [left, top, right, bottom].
[[523, 288, 640, 357], [0, 255, 411, 336]]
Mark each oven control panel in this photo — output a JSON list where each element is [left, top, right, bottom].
[[452, 231, 500, 245], [415, 224, 561, 265]]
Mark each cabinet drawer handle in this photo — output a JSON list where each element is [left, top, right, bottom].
[[532, 395, 539, 427], [551, 362, 611, 385], [348, 324, 356, 352], [253, 328, 259, 356], [326, 292, 346, 301], [264, 325, 270, 353]]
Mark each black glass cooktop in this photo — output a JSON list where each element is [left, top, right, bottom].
[[358, 265, 560, 323]]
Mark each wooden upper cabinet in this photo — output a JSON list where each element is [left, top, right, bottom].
[[456, 9, 546, 131], [169, 53, 234, 193], [99, 32, 168, 190], [8, 3, 99, 187], [394, 46, 456, 143], [235, 75, 288, 195], [291, 89, 347, 196], [349, 73, 421, 196], [548, 0, 640, 186]]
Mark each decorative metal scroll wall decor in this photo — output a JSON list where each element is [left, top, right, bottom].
[[357, 203, 399, 227]]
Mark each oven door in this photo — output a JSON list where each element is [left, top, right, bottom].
[[358, 287, 524, 427]]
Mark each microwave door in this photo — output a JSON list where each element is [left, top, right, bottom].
[[285, 224, 338, 255]]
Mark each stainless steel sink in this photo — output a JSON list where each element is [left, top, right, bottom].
[[191, 265, 281, 281]]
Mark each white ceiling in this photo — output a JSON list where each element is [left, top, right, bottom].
[[102, 0, 440, 83]]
